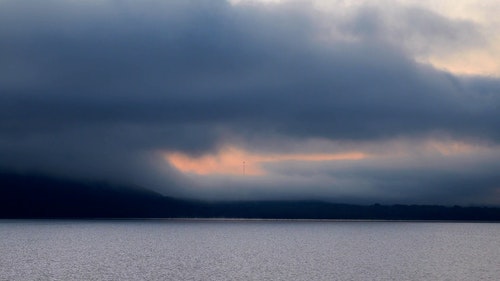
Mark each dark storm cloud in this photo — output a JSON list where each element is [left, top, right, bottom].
[[0, 0, 499, 203], [1, 0, 497, 142]]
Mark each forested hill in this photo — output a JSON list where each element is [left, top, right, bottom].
[[1, 173, 500, 221]]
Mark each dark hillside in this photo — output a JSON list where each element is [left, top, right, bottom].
[[1, 173, 500, 221]]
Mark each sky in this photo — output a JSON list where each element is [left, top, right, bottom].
[[1, 0, 500, 205]]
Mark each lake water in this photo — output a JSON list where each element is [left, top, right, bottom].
[[0, 220, 499, 280]]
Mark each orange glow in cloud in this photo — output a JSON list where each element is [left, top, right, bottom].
[[165, 146, 366, 176], [421, 49, 500, 77]]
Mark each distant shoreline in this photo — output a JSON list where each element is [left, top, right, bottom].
[[3, 173, 500, 221], [1, 218, 499, 223]]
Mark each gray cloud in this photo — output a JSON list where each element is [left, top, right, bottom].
[[0, 0, 499, 204], [341, 5, 485, 56]]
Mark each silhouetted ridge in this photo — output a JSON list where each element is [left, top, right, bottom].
[[1, 172, 500, 220], [0, 172, 186, 218]]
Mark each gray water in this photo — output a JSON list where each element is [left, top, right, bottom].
[[0, 220, 499, 281]]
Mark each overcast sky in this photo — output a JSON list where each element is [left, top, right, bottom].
[[1, 0, 499, 205]]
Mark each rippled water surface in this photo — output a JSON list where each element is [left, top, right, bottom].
[[1, 220, 499, 280]]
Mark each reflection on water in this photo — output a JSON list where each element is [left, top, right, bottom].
[[0, 220, 499, 280]]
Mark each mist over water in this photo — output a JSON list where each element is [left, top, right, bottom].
[[1, 220, 499, 280]]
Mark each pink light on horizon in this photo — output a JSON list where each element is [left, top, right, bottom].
[[165, 146, 367, 176]]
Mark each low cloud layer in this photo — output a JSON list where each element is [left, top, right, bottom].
[[1, 0, 499, 205]]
